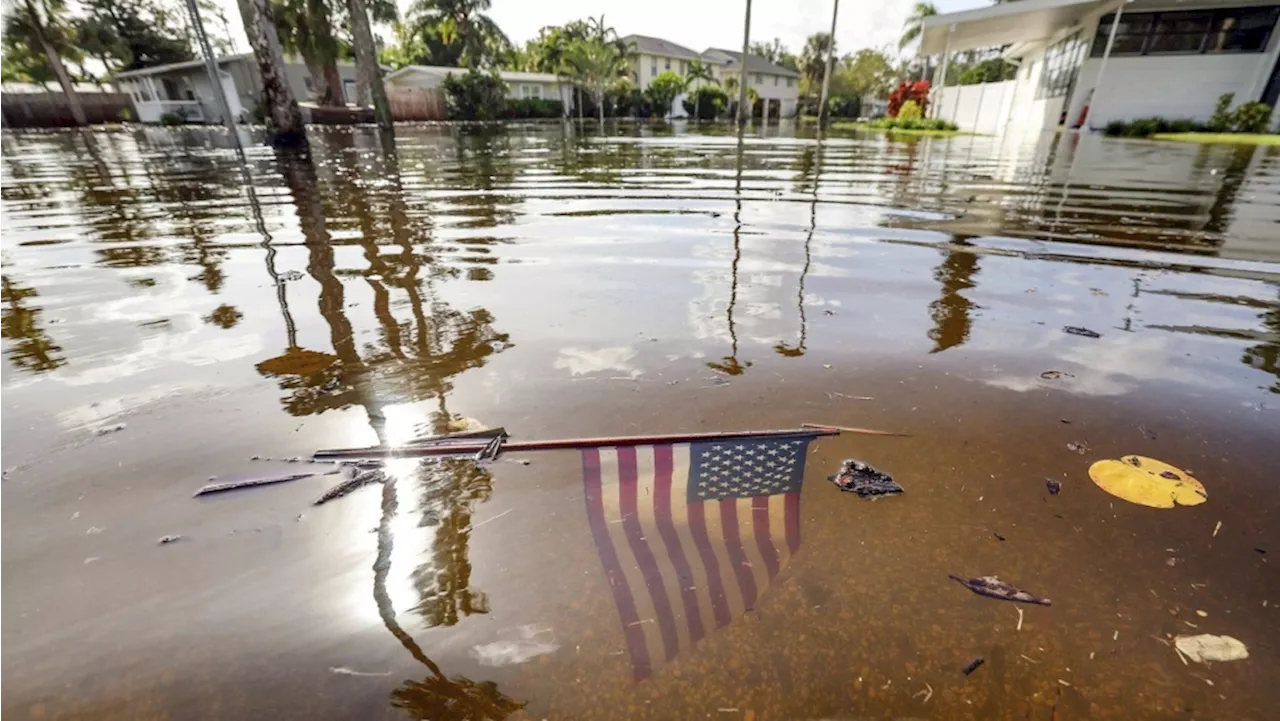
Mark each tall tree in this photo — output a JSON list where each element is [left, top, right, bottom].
[[9, 0, 86, 124], [685, 58, 716, 121], [347, 0, 391, 128], [899, 2, 937, 51], [800, 32, 834, 98], [396, 0, 511, 68], [238, 0, 307, 145], [561, 37, 629, 125], [272, 0, 344, 105], [80, 0, 194, 70]]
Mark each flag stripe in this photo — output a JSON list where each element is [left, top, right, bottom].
[[635, 446, 692, 659], [753, 495, 781, 578], [582, 448, 651, 680], [617, 446, 681, 662], [785, 491, 801, 554], [686, 500, 733, 629], [652, 445, 707, 645], [719, 499, 759, 610], [667, 444, 715, 642]]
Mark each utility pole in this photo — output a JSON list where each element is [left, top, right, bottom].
[[347, 0, 393, 130], [817, 0, 840, 128], [183, 0, 241, 148], [736, 0, 752, 126]]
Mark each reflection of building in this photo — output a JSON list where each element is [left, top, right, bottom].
[[920, 0, 1280, 133]]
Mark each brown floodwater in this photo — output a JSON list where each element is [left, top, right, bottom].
[[2, 122, 1278, 720]]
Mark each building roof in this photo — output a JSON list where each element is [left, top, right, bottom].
[[385, 66, 560, 84], [702, 49, 801, 78], [113, 54, 253, 79], [918, 0, 1106, 55], [621, 35, 701, 60], [113, 53, 362, 80]]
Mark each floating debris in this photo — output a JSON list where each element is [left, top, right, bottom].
[[194, 470, 318, 497], [94, 423, 127, 436], [962, 657, 985, 675], [1046, 478, 1062, 495], [1067, 441, 1089, 454], [993, 532, 1007, 541], [829, 459, 903, 498], [1063, 326, 1102, 338], [1174, 634, 1248, 663], [949, 575, 1052, 606], [314, 469, 385, 506], [157, 534, 185, 545], [329, 666, 391, 677], [1088, 456, 1207, 508], [1139, 424, 1158, 440], [1039, 370, 1074, 380]]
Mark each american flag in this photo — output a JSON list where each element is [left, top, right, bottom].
[[581, 433, 817, 681]]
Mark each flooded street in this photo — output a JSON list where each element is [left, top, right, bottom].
[[2, 122, 1278, 720]]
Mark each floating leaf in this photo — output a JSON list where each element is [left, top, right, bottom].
[[1088, 455, 1207, 508], [1175, 634, 1248, 663]]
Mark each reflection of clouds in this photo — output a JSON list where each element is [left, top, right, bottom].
[[554, 346, 640, 378], [56, 384, 196, 431], [985, 331, 1237, 397]]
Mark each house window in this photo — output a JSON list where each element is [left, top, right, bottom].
[[651, 58, 657, 76], [1036, 32, 1086, 99], [680, 60, 688, 73], [787, 77, 794, 88], [521, 84, 542, 99], [773, 75, 779, 86], [344, 79, 357, 102], [664, 58, 671, 70], [752, 73, 762, 84], [1091, 6, 1279, 56]]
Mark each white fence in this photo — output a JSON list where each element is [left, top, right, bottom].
[[934, 80, 1018, 135]]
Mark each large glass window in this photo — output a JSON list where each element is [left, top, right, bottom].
[[1037, 32, 1087, 99], [1091, 6, 1278, 56]]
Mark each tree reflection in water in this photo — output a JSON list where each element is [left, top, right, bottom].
[[252, 139, 522, 718]]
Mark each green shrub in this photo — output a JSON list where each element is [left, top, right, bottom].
[[159, 111, 184, 126], [442, 69, 508, 121], [897, 99, 923, 121], [1209, 93, 1234, 132], [681, 86, 728, 120], [827, 95, 861, 119], [1232, 102, 1273, 133], [118, 107, 133, 122], [503, 98, 563, 119], [865, 116, 957, 132], [645, 71, 686, 118]]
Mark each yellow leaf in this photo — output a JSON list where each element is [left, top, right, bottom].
[[1087, 456, 1207, 508]]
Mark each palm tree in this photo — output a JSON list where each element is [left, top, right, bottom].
[[686, 58, 716, 121], [899, 2, 937, 51], [561, 38, 629, 125], [10, 0, 86, 124], [404, 0, 511, 68], [238, 0, 307, 145], [272, 0, 344, 105], [800, 33, 834, 98], [347, 0, 392, 128]]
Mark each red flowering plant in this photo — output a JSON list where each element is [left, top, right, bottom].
[[887, 81, 930, 117]]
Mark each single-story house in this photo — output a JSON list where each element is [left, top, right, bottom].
[[384, 66, 572, 114], [113, 53, 363, 124], [919, 0, 1280, 133]]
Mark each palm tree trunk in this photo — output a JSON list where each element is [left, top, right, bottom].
[[322, 61, 345, 106], [346, 0, 391, 129], [22, 0, 86, 126], [239, 0, 307, 146], [304, 58, 327, 102]]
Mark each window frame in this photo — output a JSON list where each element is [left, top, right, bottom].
[[1091, 5, 1279, 57]]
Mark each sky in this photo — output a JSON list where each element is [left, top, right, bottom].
[[484, 0, 988, 57], [207, 0, 991, 59]]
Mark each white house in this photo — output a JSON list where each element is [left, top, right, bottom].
[[113, 53, 363, 124], [919, 0, 1280, 134], [383, 66, 572, 114], [701, 48, 801, 119]]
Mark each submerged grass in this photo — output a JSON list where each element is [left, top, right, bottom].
[[1149, 132, 1280, 145]]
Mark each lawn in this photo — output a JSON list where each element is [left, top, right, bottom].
[[1149, 132, 1280, 145], [829, 121, 967, 137]]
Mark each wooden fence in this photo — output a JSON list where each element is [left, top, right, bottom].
[[1, 92, 135, 128], [388, 88, 447, 122]]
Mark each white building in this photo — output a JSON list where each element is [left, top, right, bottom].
[[113, 54, 362, 124], [700, 48, 801, 119], [383, 66, 572, 114], [919, 0, 1280, 134]]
